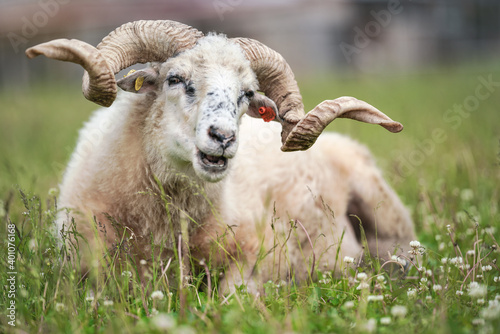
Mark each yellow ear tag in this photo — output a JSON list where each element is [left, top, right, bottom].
[[135, 76, 144, 91], [124, 69, 136, 78]]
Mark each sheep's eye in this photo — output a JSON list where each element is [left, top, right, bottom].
[[245, 90, 254, 99], [167, 76, 183, 86]]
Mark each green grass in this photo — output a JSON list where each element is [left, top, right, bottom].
[[1, 62, 500, 333]]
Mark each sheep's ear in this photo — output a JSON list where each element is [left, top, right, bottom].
[[117, 67, 159, 94], [246, 93, 282, 123]]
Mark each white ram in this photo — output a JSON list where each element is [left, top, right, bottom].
[[26, 20, 415, 292]]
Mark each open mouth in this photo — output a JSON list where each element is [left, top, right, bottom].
[[198, 151, 228, 172]]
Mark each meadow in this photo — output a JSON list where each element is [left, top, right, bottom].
[[1, 61, 499, 333]]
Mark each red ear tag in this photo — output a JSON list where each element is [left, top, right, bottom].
[[258, 107, 276, 122]]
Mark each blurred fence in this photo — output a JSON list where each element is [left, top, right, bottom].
[[1, 0, 500, 90]]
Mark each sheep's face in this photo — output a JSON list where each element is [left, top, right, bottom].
[[118, 35, 277, 182]]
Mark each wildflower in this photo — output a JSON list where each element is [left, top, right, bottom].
[[55, 303, 65, 312], [435, 235, 442, 241], [472, 318, 485, 326], [477, 298, 485, 305], [460, 189, 474, 202], [121, 271, 132, 278], [426, 269, 432, 277], [468, 282, 487, 298], [152, 313, 176, 330], [364, 318, 376, 333], [391, 305, 407, 318], [466, 250, 475, 256], [151, 290, 165, 300], [150, 308, 159, 316], [85, 295, 94, 302], [438, 242, 445, 251], [409, 240, 425, 256], [376, 275, 386, 283], [494, 277, 499, 283], [476, 275, 483, 280], [481, 300, 500, 320], [343, 256, 354, 264], [420, 277, 428, 286], [481, 265, 492, 272], [356, 272, 369, 290], [456, 290, 464, 296], [140, 259, 147, 265], [484, 227, 497, 235], [441, 257, 448, 264], [446, 224, 452, 232], [433, 284, 442, 292], [48, 187, 59, 197], [103, 299, 114, 307], [380, 317, 391, 325], [407, 288, 417, 298], [344, 301, 355, 309], [367, 295, 384, 302], [391, 255, 406, 267], [357, 272, 368, 280], [426, 296, 433, 301], [449, 257, 463, 266]]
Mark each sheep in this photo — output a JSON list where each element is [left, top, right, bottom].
[[26, 20, 415, 293]]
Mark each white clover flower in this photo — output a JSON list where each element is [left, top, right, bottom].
[[343, 256, 354, 264], [456, 290, 464, 296], [410, 240, 421, 248], [344, 301, 355, 309], [55, 303, 65, 312], [494, 276, 499, 283], [367, 295, 384, 302], [477, 298, 485, 305], [438, 242, 445, 251], [150, 308, 159, 316], [481, 265, 492, 272], [376, 275, 386, 283], [364, 318, 376, 333], [121, 271, 132, 278], [407, 288, 417, 298], [426, 269, 432, 277], [484, 227, 497, 235], [140, 259, 147, 265], [426, 296, 432, 301], [471, 318, 484, 326], [357, 272, 368, 281], [449, 257, 463, 266], [466, 250, 475, 256], [380, 317, 391, 325], [48, 187, 59, 197], [152, 313, 176, 330], [420, 277, 428, 284], [357, 282, 370, 290], [468, 282, 487, 298], [151, 290, 165, 300], [85, 295, 94, 302], [480, 300, 500, 320], [460, 189, 474, 202], [391, 305, 407, 318], [103, 300, 114, 307], [433, 284, 442, 292], [441, 257, 448, 264]]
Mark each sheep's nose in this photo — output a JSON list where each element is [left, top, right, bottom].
[[209, 126, 235, 148]]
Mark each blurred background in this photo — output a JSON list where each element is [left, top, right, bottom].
[[1, 0, 500, 86], [0, 0, 499, 202]]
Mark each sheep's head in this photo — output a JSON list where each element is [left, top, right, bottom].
[[26, 20, 404, 182], [116, 35, 271, 181]]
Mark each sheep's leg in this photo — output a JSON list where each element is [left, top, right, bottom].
[[347, 164, 415, 261]]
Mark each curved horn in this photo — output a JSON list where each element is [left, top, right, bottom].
[[232, 38, 305, 143], [281, 96, 403, 152], [26, 20, 203, 107]]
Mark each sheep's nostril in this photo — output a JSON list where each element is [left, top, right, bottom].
[[209, 126, 235, 148]]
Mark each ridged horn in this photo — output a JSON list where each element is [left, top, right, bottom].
[[26, 20, 203, 107], [281, 96, 403, 152], [232, 38, 305, 145]]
